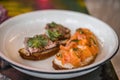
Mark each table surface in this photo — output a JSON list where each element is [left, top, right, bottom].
[[85, 0, 120, 79]]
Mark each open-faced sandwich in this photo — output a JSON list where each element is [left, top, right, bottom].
[[18, 22, 70, 60], [53, 28, 99, 69], [45, 22, 70, 45]]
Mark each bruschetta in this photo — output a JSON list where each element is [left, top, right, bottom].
[[18, 22, 70, 60], [53, 28, 99, 69]]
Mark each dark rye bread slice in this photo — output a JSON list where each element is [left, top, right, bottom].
[[19, 47, 59, 60], [18, 39, 69, 60]]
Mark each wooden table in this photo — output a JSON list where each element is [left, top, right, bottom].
[[85, 0, 120, 79]]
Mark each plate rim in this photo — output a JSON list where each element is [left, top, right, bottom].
[[0, 9, 119, 74]]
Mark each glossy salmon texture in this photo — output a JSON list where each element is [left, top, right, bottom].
[[55, 28, 99, 68]]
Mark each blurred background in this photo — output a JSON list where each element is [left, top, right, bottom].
[[0, 0, 88, 17], [85, 1, 120, 79]]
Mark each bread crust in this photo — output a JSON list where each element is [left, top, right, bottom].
[[52, 55, 97, 70], [19, 47, 59, 60], [52, 60, 70, 70]]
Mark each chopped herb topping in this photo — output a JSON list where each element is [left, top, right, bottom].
[[27, 35, 48, 48], [71, 39, 79, 42], [77, 29, 84, 34], [90, 37, 96, 45], [47, 29, 61, 41], [48, 22, 57, 27], [73, 48, 78, 51], [56, 53, 62, 58]]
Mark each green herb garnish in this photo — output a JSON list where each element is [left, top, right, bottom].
[[71, 39, 79, 42], [56, 53, 62, 58], [77, 29, 84, 34], [90, 37, 96, 45], [73, 48, 78, 51], [27, 35, 48, 48], [47, 29, 61, 41], [49, 22, 57, 27]]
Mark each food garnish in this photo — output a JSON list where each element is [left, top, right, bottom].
[[47, 29, 61, 41], [27, 35, 48, 48]]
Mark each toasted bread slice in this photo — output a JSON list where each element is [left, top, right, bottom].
[[19, 47, 59, 60]]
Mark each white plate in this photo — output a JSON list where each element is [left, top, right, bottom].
[[0, 10, 119, 79]]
